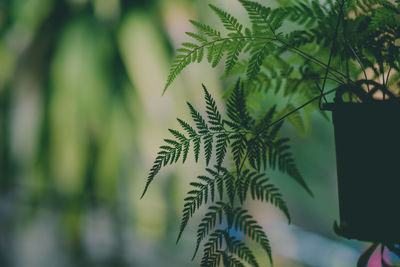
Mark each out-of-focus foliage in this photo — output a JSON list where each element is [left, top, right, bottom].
[[143, 0, 400, 266], [0, 0, 202, 266]]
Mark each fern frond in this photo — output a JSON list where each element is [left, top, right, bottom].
[[186, 31, 208, 44], [209, 4, 243, 35], [227, 235, 259, 267], [236, 170, 250, 204], [226, 80, 253, 130], [368, 5, 400, 31], [164, 44, 201, 93], [247, 137, 265, 171], [176, 118, 201, 162], [212, 40, 229, 67], [177, 118, 197, 138], [277, 104, 305, 135], [231, 133, 247, 172], [220, 251, 245, 267], [247, 40, 271, 80], [193, 202, 227, 259], [254, 106, 276, 134], [177, 174, 225, 244], [206, 168, 225, 201], [239, 0, 272, 35], [217, 166, 236, 206], [268, 7, 287, 33], [141, 152, 165, 198], [285, 0, 328, 28], [270, 138, 313, 196], [187, 102, 212, 163], [249, 171, 290, 222], [203, 84, 223, 131], [226, 39, 246, 72], [190, 20, 221, 40], [187, 102, 209, 135], [204, 134, 213, 166], [201, 229, 226, 267], [233, 208, 273, 265], [216, 133, 229, 168], [141, 133, 188, 198]]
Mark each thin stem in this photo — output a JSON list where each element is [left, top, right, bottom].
[[315, 81, 328, 108], [380, 61, 385, 99], [321, 0, 346, 98], [238, 150, 250, 177], [348, 44, 370, 91], [341, 11, 351, 101], [385, 67, 392, 88]]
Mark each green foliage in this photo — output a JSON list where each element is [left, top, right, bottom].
[[143, 85, 306, 265], [144, 0, 400, 266], [237, 169, 291, 222], [164, 0, 399, 105]]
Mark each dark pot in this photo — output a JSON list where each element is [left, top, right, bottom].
[[329, 102, 400, 243]]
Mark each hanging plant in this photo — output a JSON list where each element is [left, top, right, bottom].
[[141, 0, 400, 266]]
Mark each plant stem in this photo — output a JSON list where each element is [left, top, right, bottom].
[[238, 149, 249, 177], [348, 44, 370, 92], [385, 67, 392, 88], [320, 0, 346, 100]]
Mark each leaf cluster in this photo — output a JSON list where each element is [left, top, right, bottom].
[[143, 84, 311, 266], [144, 0, 400, 266]]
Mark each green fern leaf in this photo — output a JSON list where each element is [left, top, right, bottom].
[[198, 46, 205, 63], [231, 133, 247, 172], [165, 48, 198, 93], [254, 106, 276, 134], [247, 40, 270, 80], [142, 129, 192, 198], [277, 104, 305, 135], [201, 229, 225, 267], [226, 235, 259, 267], [212, 41, 228, 67], [226, 39, 246, 72], [234, 208, 273, 265], [239, 0, 272, 35], [217, 166, 235, 205], [216, 133, 229, 168], [244, 170, 291, 222], [141, 153, 164, 198], [186, 31, 208, 44], [206, 168, 224, 200], [190, 20, 221, 40], [193, 202, 226, 259], [220, 251, 245, 267], [203, 84, 223, 130], [209, 4, 243, 35], [207, 43, 216, 63], [177, 176, 222, 243], [187, 102, 209, 135], [204, 134, 213, 165], [270, 138, 313, 196], [226, 80, 253, 129], [177, 118, 197, 138]]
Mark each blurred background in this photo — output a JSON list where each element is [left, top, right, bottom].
[[0, 0, 388, 266]]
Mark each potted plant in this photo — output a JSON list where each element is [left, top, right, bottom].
[[141, 0, 400, 266]]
